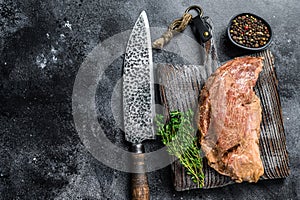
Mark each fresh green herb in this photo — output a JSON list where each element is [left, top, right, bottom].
[[155, 110, 204, 188]]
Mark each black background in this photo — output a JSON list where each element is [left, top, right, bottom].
[[0, 0, 299, 199]]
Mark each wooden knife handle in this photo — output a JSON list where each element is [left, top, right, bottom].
[[131, 144, 150, 200]]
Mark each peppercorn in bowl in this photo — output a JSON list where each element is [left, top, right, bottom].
[[227, 13, 272, 51]]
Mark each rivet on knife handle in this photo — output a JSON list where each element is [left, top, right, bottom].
[[131, 144, 150, 200]]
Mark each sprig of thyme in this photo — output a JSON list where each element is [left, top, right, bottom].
[[155, 110, 204, 188]]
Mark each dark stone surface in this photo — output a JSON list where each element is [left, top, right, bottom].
[[0, 0, 299, 199]]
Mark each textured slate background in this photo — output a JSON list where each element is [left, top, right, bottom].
[[0, 0, 299, 199]]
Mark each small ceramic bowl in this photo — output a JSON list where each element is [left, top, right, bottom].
[[227, 13, 273, 51]]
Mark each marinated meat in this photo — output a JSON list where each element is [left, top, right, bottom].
[[197, 56, 264, 183]]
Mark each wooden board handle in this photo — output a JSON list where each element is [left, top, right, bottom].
[[131, 144, 150, 200]]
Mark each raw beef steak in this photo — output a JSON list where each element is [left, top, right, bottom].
[[197, 56, 264, 183]]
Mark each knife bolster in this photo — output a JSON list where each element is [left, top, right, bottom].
[[131, 143, 145, 154]]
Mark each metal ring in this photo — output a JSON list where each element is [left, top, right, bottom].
[[185, 5, 203, 17]]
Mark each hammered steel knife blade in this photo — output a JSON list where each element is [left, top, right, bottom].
[[123, 11, 154, 200]]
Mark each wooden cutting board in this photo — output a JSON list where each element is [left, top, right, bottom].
[[157, 49, 290, 190]]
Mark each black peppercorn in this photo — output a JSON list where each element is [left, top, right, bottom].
[[228, 13, 272, 49]]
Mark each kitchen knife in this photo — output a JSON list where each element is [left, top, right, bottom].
[[123, 11, 154, 200]]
